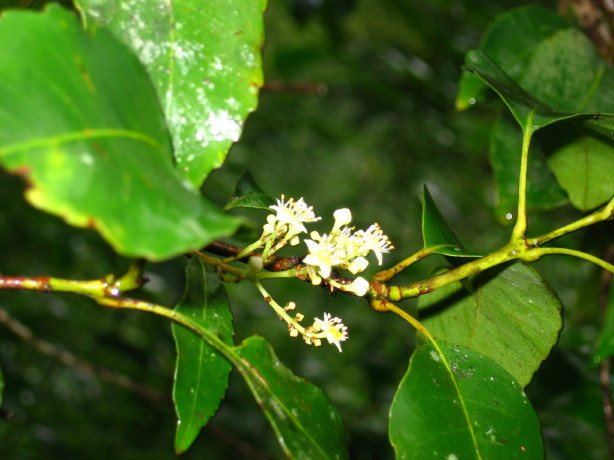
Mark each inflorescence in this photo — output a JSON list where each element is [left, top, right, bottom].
[[242, 195, 393, 352]]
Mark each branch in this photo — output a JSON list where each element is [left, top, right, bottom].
[[0, 306, 164, 402]]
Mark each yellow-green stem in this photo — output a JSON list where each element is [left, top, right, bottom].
[[511, 123, 534, 240], [373, 244, 450, 282]]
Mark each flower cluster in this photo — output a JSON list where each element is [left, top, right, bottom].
[[302, 208, 393, 295], [262, 195, 321, 247], [288, 310, 348, 352], [254, 195, 393, 352]]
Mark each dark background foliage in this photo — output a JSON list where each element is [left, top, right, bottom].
[[1, 0, 609, 458]]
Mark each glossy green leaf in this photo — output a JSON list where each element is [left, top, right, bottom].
[[0, 6, 240, 260], [421, 185, 482, 257], [490, 116, 567, 223], [172, 257, 234, 454], [390, 339, 543, 459], [233, 336, 348, 460], [76, 0, 266, 188], [418, 263, 562, 387], [592, 282, 614, 365], [224, 170, 275, 211]]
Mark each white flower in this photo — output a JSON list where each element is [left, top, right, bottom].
[[313, 313, 348, 352], [303, 233, 346, 280], [268, 195, 321, 236], [353, 223, 394, 264]]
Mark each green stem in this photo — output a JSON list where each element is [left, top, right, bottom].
[[511, 123, 534, 240], [522, 247, 614, 273], [95, 296, 247, 371], [529, 196, 614, 246], [369, 298, 434, 340], [373, 244, 450, 282], [253, 281, 306, 335], [385, 242, 522, 301]]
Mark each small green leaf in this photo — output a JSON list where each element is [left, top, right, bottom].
[[172, 257, 234, 454], [421, 185, 482, 258], [490, 116, 567, 223], [76, 0, 266, 188], [593, 283, 614, 364], [390, 339, 543, 459], [419, 263, 562, 387], [233, 336, 348, 460], [455, 70, 488, 111], [546, 130, 614, 211], [0, 6, 240, 260], [224, 170, 275, 211]]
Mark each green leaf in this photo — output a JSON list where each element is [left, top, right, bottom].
[[390, 339, 543, 459], [593, 282, 614, 364], [233, 336, 348, 460], [224, 170, 275, 211], [421, 185, 482, 257], [478, 6, 572, 79], [545, 129, 614, 211], [172, 257, 234, 454], [489, 116, 568, 223], [76, 0, 266, 188], [455, 69, 488, 111], [456, 6, 570, 111], [464, 7, 614, 212], [465, 49, 577, 134], [0, 6, 240, 260], [517, 28, 614, 115], [418, 263, 562, 387]]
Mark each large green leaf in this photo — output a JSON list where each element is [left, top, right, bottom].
[[0, 6, 240, 260], [172, 257, 234, 454], [418, 263, 562, 387], [76, 0, 266, 188], [233, 336, 348, 460], [390, 339, 543, 459]]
